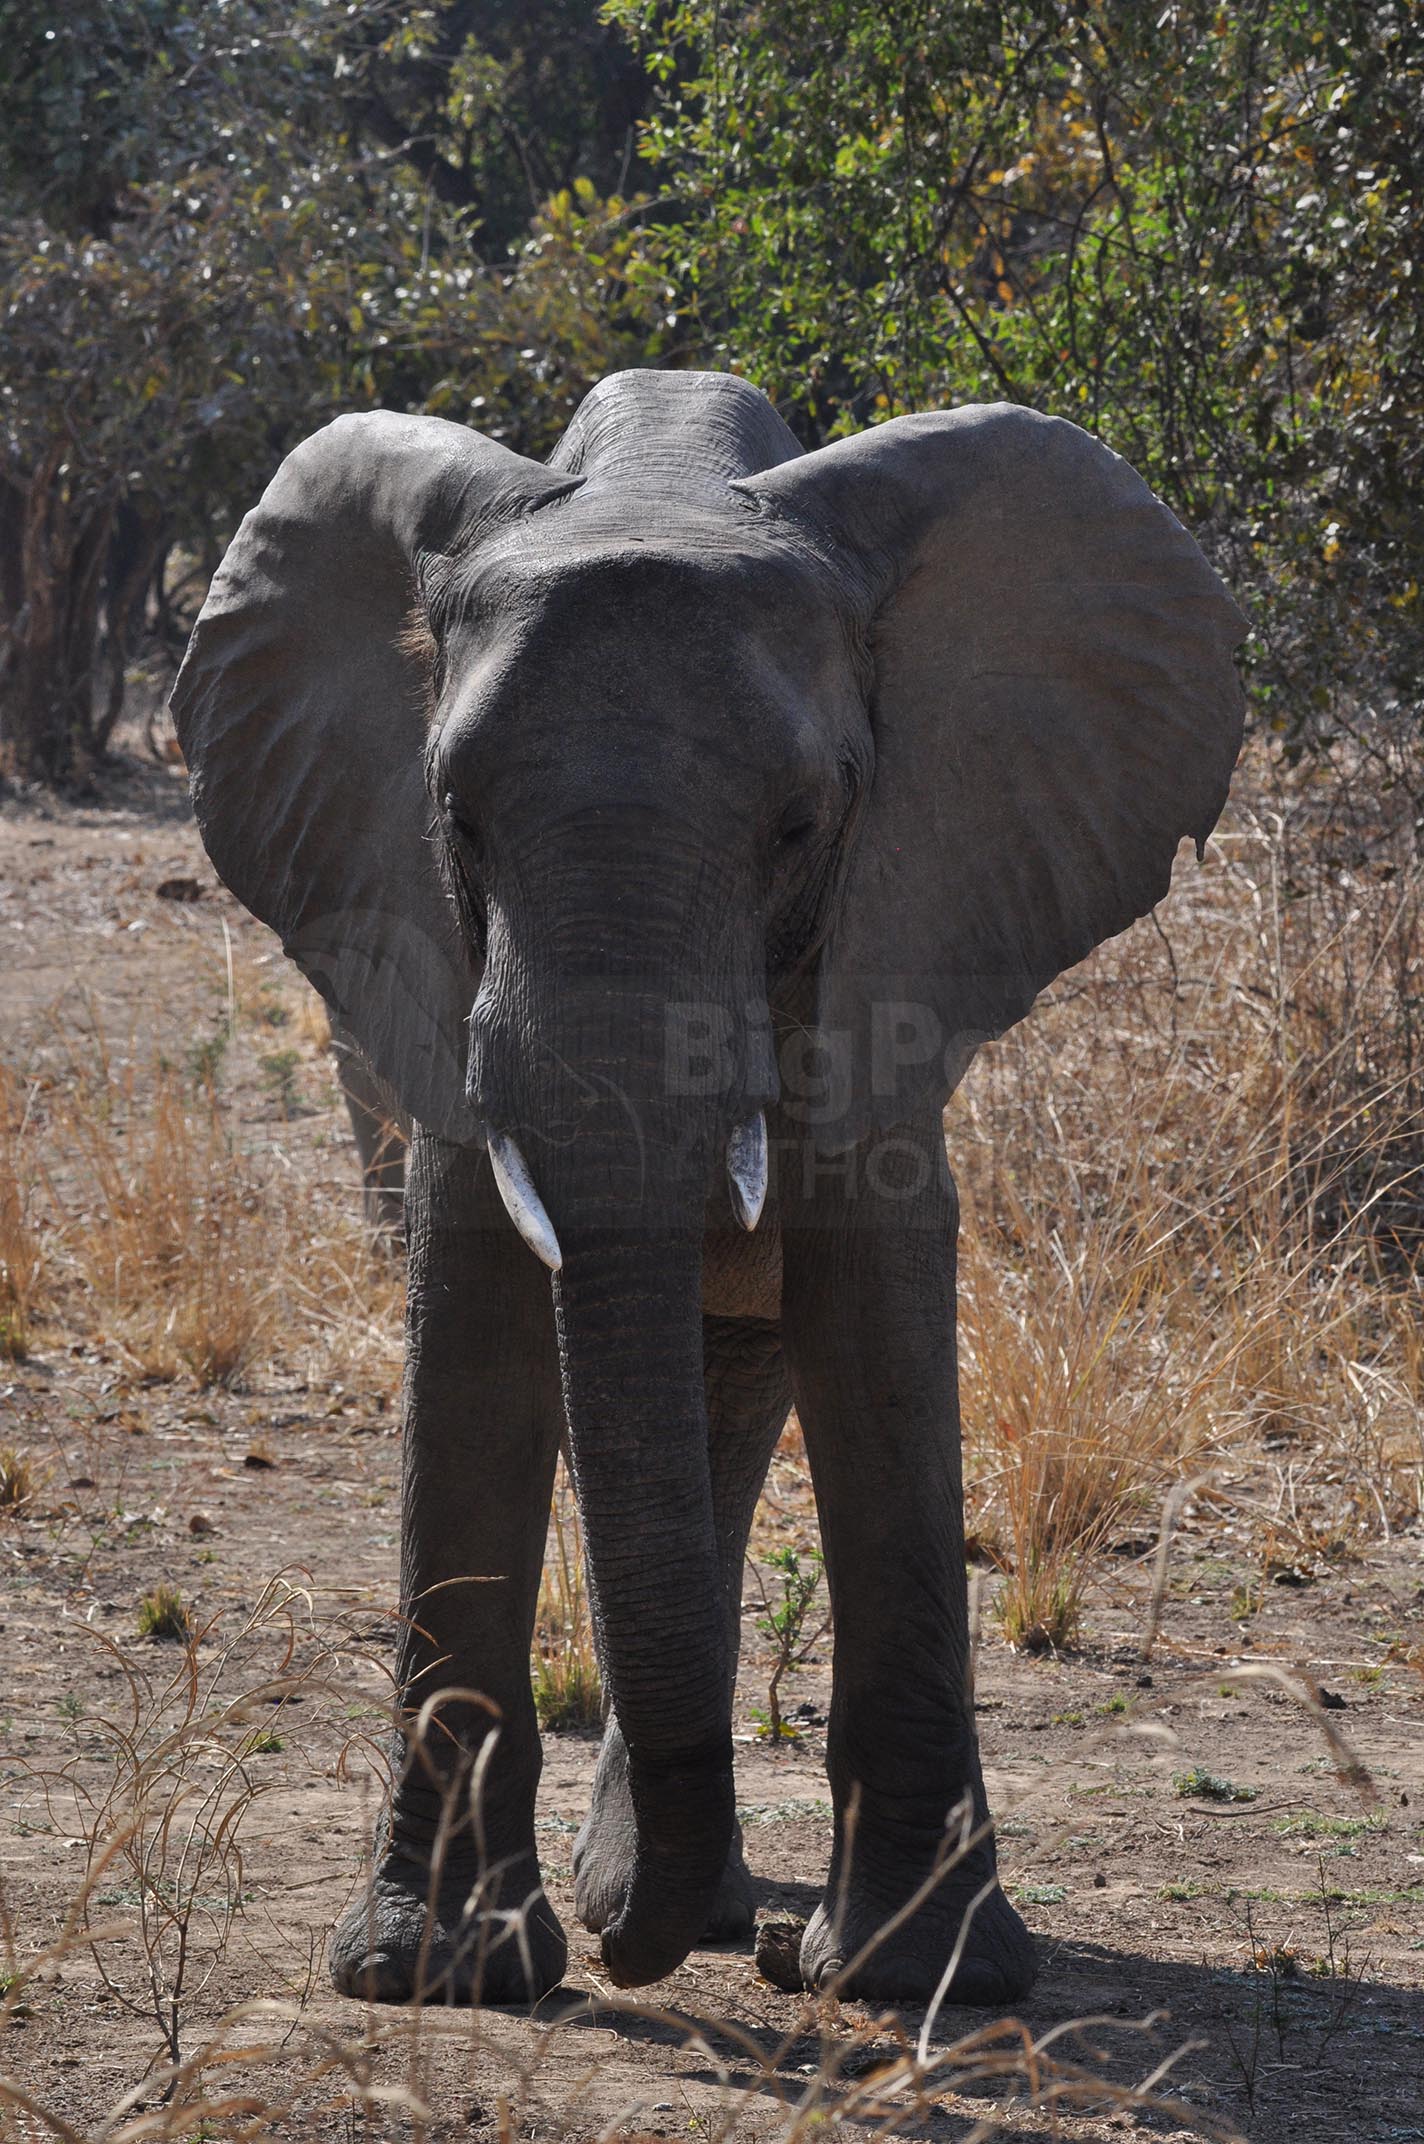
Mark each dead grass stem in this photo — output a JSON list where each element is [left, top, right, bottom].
[[0, 1060, 43, 1359]]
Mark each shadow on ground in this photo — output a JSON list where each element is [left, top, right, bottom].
[[526, 1934, 1423, 2141]]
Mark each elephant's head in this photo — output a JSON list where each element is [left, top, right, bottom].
[[172, 369, 1245, 1984]]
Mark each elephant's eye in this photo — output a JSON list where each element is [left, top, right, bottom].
[[776, 801, 819, 851], [442, 791, 477, 843]]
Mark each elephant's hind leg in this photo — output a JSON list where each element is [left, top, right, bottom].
[[573, 1315, 790, 1945], [329, 1129, 566, 2006], [330, 1024, 408, 1242]]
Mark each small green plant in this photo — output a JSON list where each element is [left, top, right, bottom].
[[0, 1964, 31, 2021], [1173, 1765, 1258, 1803], [186, 1027, 230, 1088], [1161, 1879, 1212, 1900], [58, 1691, 85, 1723], [242, 1731, 283, 1756], [1300, 1882, 1424, 1907], [258, 1048, 302, 1118], [1014, 1882, 1067, 1906], [1230, 1580, 1263, 1621], [0, 1445, 36, 1513], [752, 1543, 828, 1743], [137, 1583, 192, 1642], [1273, 1811, 1384, 1840], [1098, 1693, 1129, 1715], [1051, 1709, 1084, 1728]]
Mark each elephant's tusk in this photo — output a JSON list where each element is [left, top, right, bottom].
[[726, 1111, 768, 1232], [487, 1130, 563, 1272]]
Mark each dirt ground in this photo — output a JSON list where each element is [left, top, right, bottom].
[[1, 745, 1421, 2144]]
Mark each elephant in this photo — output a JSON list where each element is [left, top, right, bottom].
[[171, 368, 1245, 2010]]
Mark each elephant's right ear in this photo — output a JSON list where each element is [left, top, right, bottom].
[[171, 412, 580, 1142]]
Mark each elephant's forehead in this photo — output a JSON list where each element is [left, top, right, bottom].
[[432, 524, 856, 793], [456, 507, 839, 648]]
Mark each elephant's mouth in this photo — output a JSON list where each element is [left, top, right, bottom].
[[478, 1110, 768, 1272]]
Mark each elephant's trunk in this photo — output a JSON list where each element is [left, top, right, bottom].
[[555, 1217, 733, 1985], [470, 868, 767, 1984]]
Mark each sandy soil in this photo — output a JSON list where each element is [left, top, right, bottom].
[[1, 747, 1421, 2143]]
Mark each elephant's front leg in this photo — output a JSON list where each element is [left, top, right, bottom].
[[330, 1129, 566, 2006], [573, 1315, 790, 1944], [780, 1119, 1036, 2006]]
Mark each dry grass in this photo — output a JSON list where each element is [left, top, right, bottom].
[[0, 1441, 37, 1512], [531, 1459, 604, 1731], [2, 1590, 1277, 2144], [7, 744, 1409, 1660], [0, 1061, 42, 1360], [6, 1557, 1377, 2144], [57, 1051, 278, 1385], [0, 1009, 404, 1396], [953, 746, 1423, 1647], [11, 1578, 394, 2098]]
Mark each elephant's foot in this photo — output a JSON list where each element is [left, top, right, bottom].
[[330, 1843, 566, 2006], [572, 1809, 755, 1944], [799, 1865, 1035, 2008]]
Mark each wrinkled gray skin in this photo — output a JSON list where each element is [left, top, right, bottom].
[[172, 370, 1245, 2009]]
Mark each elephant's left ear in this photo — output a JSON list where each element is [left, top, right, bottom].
[[737, 405, 1247, 1147]]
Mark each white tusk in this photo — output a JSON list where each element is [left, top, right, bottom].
[[726, 1111, 768, 1232], [487, 1131, 563, 1272]]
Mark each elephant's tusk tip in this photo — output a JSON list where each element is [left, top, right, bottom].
[[726, 1110, 768, 1232], [486, 1129, 563, 1271]]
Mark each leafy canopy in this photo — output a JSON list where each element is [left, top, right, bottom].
[[608, 0, 1423, 742]]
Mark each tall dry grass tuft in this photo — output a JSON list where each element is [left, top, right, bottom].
[[0, 1060, 42, 1360], [2, 1002, 405, 1391], [58, 1053, 277, 1385], [0, 1441, 38, 1511], [956, 1191, 1212, 1650], [531, 1459, 603, 1730], [953, 748, 1423, 1647]]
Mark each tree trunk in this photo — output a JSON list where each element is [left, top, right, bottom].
[[96, 499, 166, 756], [0, 450, 115, 784]]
